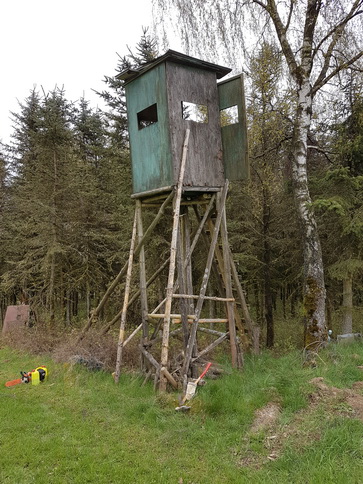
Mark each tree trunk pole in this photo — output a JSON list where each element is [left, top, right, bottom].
[[177, 219, 190, 349], [292, 82, 326, 351], [159, 128, 190, 391], [182, 181, 229, 388], [137, 200, 149, 371], [114, 209, 138, 383], [183, 209, 198, 377], [220, 190, 241, 368]]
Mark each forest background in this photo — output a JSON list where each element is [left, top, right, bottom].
[[0, 1, 363, 354]]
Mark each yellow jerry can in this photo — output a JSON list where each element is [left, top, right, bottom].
[[31, 366, 48, 386]]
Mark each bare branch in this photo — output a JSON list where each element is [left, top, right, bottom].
[[312, 50, 363, 96], [285, 0, 295, 32], [313, 27, 345, 92], [253, 0, 301, 82], [313, 0, 363, 58], [307, 145, 335, 163], [252, 0, 268, 10], [250, 136, 292, 160]]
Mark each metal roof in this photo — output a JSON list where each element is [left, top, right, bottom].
[[117, 49, 232, 84]]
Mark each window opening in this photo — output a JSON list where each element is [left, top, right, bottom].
[[220, 105, 239, 127], [182, 101, 208, 123], [137, 103, 158, 129]]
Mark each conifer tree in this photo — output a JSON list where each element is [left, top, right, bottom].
[[2, 89, 77, 320], [71, 98, 132, 321], [312, 81, 363, 334], [96, 27, 158, 148]]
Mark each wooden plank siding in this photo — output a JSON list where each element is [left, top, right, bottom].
[[218, 74, 249, 181], [166, 62, 225, 189], [125, 63, 173, 195]]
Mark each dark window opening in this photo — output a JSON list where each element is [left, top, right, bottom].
[[182, 101, 208, 123], [137, 103, 158, 129], [220, 105, 239, 127]]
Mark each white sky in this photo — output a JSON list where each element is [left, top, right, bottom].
[[0, 0, 162, 144]]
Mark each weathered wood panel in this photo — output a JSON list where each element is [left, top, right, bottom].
[[166, 62, 225, 188], [218, 75, 249, 181], [125, 63, 172, 195]]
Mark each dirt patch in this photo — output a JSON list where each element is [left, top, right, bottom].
[[238, 402, 281, 468], [249, 402, 281, 434], [309, 376, 363, 421], [238, 377, 363, 469]]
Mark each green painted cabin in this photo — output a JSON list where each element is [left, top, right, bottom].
[[118, 50, 249, 197]]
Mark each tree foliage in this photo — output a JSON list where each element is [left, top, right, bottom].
[[153, 0, 363, 349]]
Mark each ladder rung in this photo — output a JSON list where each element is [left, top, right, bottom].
[[172, 294, 235, 302], [148, 313, 196, 319], [172, 318, 229, 324]]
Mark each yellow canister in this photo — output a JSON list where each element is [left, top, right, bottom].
[[31, 369, 40, 385], [31, 366, 48, 385]]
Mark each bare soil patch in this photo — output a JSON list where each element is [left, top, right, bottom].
[[238, 376, 363, 469], [309, 376, 363, 420], [249, 402, 281, 434]]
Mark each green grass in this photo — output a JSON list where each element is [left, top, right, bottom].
[[0, 344, 362, 483]]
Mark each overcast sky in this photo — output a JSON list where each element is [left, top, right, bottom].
[[0, 0, 169, 144]]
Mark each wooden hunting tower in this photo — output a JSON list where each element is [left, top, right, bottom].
[[108, 50, 254, 393], [119, 50, 249, 197]]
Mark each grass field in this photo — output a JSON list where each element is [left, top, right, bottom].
[[1, 343, 362, 483]]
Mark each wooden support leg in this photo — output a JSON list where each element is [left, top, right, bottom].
[[177, 218, 190, 349], [159, 129, 190, 392], [204, 214, 250, 344], [220, 192, 242, 369], [137, 200, 149, 372], [114, 209, 138, 383], [183, 209, 198, 378], [193, 205, 226, 301], [146, 194, 216, 331], [182, 181, 229, 389]]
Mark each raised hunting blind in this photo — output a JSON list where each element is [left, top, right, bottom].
[[78, 50, 255, 393], [119, 50, 249, 197]]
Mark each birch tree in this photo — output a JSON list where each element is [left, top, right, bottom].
[[154, 0, 363, 350]]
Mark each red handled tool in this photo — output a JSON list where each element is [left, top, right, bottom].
[[176, 362, 212, 411]]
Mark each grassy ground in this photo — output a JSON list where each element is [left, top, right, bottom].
[[1, 343, 362, 484]]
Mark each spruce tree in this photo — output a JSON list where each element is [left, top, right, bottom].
[[2, 89, 76, 321]]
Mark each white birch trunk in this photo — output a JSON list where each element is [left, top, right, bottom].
[[292, 80, 326, 349]]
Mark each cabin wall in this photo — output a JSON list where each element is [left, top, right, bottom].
[[218, 75, 249, 181], [126, 63, 172, 195], [165, 62, 225, 188]]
